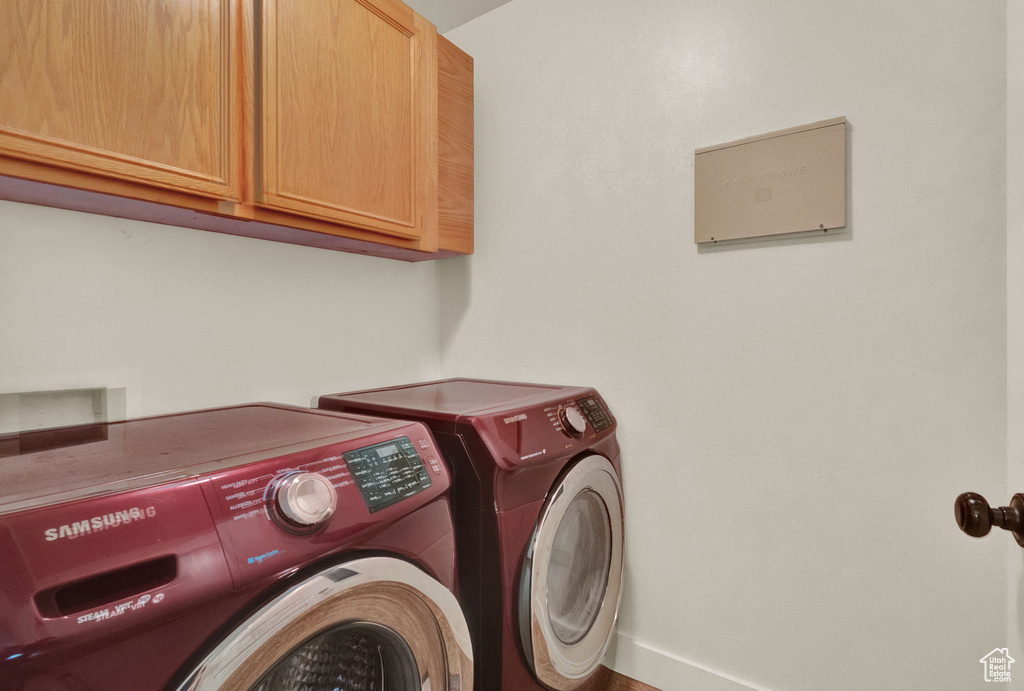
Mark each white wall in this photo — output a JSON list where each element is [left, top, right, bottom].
[[0, 3, 1011, 688], [1008, 2, 1024, 687], [0, 202, 442, 417], [443, 1, 1008, 688]]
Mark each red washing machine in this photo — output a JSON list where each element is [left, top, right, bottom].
[[0, 403, 473, 690], [318, 379, 625, 691]]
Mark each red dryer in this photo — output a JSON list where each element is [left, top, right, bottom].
[[318, 378, 625, 691], [0, 403, 473, 690]]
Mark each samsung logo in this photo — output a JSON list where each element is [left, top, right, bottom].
[[503, 413, 528, 424], [44, 506, 157, 542]]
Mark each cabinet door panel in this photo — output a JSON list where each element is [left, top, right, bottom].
[[0, 0, 237, 200], [259, 0, 437, 245]]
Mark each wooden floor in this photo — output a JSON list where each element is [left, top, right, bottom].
[[591, 665, 661, 691]]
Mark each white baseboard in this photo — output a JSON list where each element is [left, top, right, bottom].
[[602, 632, 770, 691]]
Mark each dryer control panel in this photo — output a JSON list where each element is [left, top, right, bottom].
[[476, 392, 618, 471], [318, 380, 619, 472]]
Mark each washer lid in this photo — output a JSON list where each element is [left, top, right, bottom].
[[0, 404, 407, 514]]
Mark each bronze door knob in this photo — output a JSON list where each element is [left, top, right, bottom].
[[954, 492, 1024, 546]]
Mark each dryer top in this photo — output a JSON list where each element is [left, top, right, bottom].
[[0, 404, 408, 513], [324, 378, 594, 417]]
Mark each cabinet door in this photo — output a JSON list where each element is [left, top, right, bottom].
[[0, 0, 238, 200], [258, 0, 438, 247]]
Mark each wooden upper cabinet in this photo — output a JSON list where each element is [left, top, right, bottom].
[[0, 0, 238, 200], [0, 0, 471, 260], [257, 0, 438, 250], [437, 36, 474, 255]]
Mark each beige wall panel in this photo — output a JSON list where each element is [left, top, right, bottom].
[[695, 118, 846, 243]]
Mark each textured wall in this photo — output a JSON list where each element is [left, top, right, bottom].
[[0, 202, 442, 418], [443, 1, 1008, 688], [1008, 3, 1023, 688]]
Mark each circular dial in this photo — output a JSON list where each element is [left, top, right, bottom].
[[274, 472, 338, 528], [559, 406, 587, 437]]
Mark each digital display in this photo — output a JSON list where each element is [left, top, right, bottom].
[[577, 396, 612, 431], [342, 437, 432, 513]]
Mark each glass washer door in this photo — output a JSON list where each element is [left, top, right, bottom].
[[519, 454, 625, 690], [176, 557, 473, 691]]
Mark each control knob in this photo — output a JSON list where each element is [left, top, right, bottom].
[[272, 472, 337, 531], [559, 406, 587, 437]]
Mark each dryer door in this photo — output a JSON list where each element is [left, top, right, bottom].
[[519, 454, 625, 690], [177, 557, 473, 691]]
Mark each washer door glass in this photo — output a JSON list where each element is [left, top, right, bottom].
[[520, 454, 624, 690], [177, 557, 473, 691], [546, 489, 612, 645], [251, 622, 418, 691]]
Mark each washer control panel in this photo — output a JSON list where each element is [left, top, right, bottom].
[[343, 437, 432, 513], [577, 396, 612, 431], [558, 406, 587, 437], [203, 421, 449, 588]]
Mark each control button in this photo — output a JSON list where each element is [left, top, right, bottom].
[[559, 406, 587, 437], [424, 456, 443, 475], [273, 472, 337, 529]]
